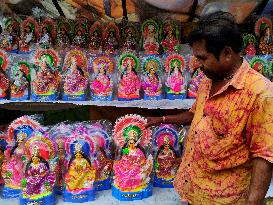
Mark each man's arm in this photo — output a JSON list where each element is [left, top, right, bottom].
[[146, 111, 194, 128], [247, 158, 273, 205]]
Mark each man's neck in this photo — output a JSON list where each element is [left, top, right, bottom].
[[210, 56, 243, 97], [212, 56, 242, 83]]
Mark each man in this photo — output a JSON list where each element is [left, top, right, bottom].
[[147, 11, 273, 204]]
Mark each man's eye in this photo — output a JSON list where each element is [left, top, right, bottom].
[[198, 57, 206, 61]]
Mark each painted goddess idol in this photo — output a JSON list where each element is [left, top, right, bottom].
[[141, 19, 160, 54], [1, 116, 40, 199], [18, 17, 38, 54], [122, 24, 138, 51], [249, 57, 268, 76], [63, 128, 96, 203], [19, 130, 57, 205], [90, 55, 114, 101], [242, 34, 256, 57], [55, 19, 71, 50], [187, 56, 204, 99], [165, 54, 187, 100], [37, 18, 56, 49], [255, 16, 273, 55], [72, 20, 88, 49], [161, 20, 181, 53], [63, 50, 88, 101], [112, 114, 153, 201], [117, 53, 141, 101], [0, 17, 20, 53], [89, 21, 103, 54], [103, 22, 120, 55], [87, 122, 112, 191], [10, 61, 31, 101], [153, 124, 181, 188], [141, 55, 163, 100], [49, 123, 72, 195], [31, 49, 60, 101]]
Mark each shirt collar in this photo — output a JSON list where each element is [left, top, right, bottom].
[[227, 58, 250, 90], [204, 58, 250, 99], [205, 58, 250, 89]]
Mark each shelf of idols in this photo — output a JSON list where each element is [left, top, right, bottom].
[[0, 99, 195, 111]]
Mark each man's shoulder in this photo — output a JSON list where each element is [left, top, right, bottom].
[[245, 69, 273, 97]]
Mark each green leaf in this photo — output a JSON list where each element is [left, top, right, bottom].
[[5, 171, 12, 178], [21, 179, 27, 187], [122, 148, 129, 155], [154, 162, 159, 170]]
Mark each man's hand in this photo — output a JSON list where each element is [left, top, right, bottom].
[[145, 117, 162, 128]]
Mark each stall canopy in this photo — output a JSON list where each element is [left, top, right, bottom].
[[1, 0, 273, 24]]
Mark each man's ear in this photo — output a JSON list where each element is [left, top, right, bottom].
[[223, 46, 233, 61]]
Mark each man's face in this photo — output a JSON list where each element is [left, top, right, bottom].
[[192, 40, 230, 81]]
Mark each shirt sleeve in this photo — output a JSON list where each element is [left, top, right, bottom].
[[189, 101, 196, 114], [189, 77, 207, 114], [246, 95, 273, 163]]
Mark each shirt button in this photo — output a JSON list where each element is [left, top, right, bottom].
[[218, 134, 224, 138]]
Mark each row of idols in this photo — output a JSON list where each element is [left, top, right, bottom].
[[0, 16, 183, 55], [2, 15, 273, 57], [0, 49, 203, 102], [0, 114, 187, 204], [1, 48, 273, 103]]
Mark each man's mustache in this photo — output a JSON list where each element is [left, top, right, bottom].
[[200, 67, 219, 80]]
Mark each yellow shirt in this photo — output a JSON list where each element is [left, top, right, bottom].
[[174, 59, 273, 204]]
